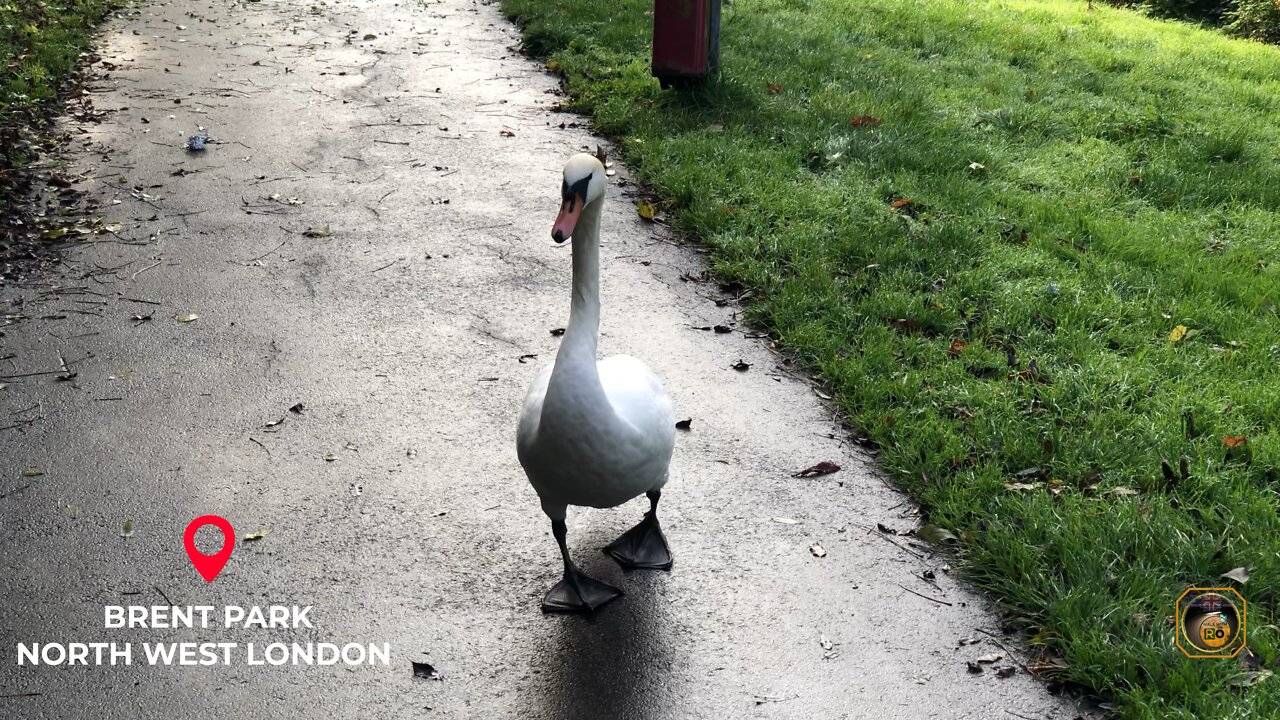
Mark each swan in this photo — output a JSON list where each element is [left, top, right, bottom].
[[516, 153, 677, 614]]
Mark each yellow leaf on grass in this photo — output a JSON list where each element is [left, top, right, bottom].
[[636, 201, 657, 221], [1169, 325, 1187, 344]]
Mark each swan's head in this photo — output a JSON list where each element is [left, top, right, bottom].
[[551, 153, 606, 244]]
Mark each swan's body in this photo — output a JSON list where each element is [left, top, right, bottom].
[[516, 153, 676, 613], [517, 355, 674, 514]]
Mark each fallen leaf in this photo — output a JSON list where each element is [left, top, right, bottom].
[[809, 543, 826, 558], [1169, 325, 1188, 344], [976, 653, 1003, 664], [499, 129, 515, 137], [263, 417, 285, 428], [731, 360, 751, 372], [289, 403, 306, 414], [243, 529, 271, 541], [21, 468, 43, 477], [302, 225, 331, 238], [1222, 436, 1247, 448], [713, 325, 732, 334], [635, 201, 657, 221], [772, 517, 800, 525], [996, 666, 1017, 678], [1221, 566, 1251, 584], [793, 461, 841, 478], [675, 418, 692, 431], [1004, 481, 1041, 491], [948, 339, 967, 356], [545, 58, 560, 72], [323, 453, 337, 462], [916, 524, 959, 544], [549, 327, 565, 336], [175, 313, 199, 323], [890, 197, 912, 209], [966, 661, 982, 674], [517, 353, 538, 363], [65, 505, 79, 519], [967, 161, 986, 172], [121, 519, 134, 538], [1107, 486, 1140, 497], [767, 82, 783, 94], [850, 115, 882, 127], [1231, 670, 1272, 688], [411, 660, 442, 680]]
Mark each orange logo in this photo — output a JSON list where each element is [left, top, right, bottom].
[[1175, 588, 1246, 658]]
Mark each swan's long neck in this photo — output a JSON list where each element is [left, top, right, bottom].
[[562, 199, 602, 362], [547, 198, 607, 409]]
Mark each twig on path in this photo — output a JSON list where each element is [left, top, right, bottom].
[[239, 240, 288, 265], [976, 628, 1032, 674], [895, 582, 952, 606], [0, 417, 40, 433], [373, 140, 410, 146], [130, 260, 162, 280], [249, 437, 270, 456], [869, 525, 925, 559], [1004, 710, 1038, 720], [371, 258, 401, 273], [153, 586, 174, 606], [122, 297, 162, 306], [0, 370, 62, 380]]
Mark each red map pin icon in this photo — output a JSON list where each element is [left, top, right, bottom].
[[184, 515, 235, 582]]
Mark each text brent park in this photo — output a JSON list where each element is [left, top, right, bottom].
[[106, 605, 312, 629]]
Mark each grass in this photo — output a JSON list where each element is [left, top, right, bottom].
[[1, 0, 117, 243], [499, 0, 1280, 716]]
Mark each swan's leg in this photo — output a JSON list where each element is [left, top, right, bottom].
[[603, 490, 673, 571], [542, 518, 623, 614]]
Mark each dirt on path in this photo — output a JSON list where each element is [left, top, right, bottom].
[[0, 0, 1083, 718]]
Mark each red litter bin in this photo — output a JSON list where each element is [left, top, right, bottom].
[[652, 0, 721, 88]]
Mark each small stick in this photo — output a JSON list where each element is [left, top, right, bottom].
[[896, 582, 952, 606], [869, 526, 925, 559], [241, 240, 287, 264], [130, 260, 162, 280]]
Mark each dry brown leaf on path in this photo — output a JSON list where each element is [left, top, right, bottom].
[[792, 461, 841, 478]]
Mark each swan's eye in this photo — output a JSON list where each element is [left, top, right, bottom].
[[561, 175, 592, 210]]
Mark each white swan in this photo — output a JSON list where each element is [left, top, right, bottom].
[[516, 153, 676, 613]]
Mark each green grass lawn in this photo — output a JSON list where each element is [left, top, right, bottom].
[[1, 0, 117, 232], [499, 0, 1280, 716]]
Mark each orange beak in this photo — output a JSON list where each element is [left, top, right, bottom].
[[551, 198, 582, 244]]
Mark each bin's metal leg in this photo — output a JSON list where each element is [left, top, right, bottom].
[[709, 0, 722, 77]]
